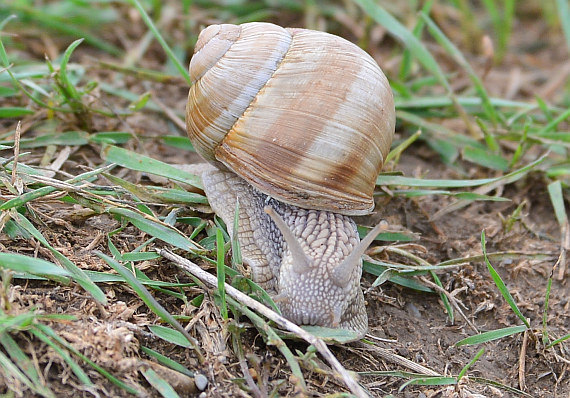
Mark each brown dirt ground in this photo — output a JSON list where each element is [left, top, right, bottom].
[[0, 2, 569, 398]]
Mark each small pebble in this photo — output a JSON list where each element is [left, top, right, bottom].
[[194, 373, 208, 391]]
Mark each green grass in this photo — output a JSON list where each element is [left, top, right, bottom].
[[0, 0, 568, 396]]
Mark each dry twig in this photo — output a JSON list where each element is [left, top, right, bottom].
[[519, 328, 528, 391], [11, 121, 21, 187], [419, 276, 479, 333], [355, 342, 440, 376], [158, 248, 370, 398]]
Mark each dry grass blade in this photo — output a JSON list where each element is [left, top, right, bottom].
[[0, 332, 56, 398], [419, 276, 477, 333], [226, 296, 307, 393], [9, 120, 20, 186], [519, 328, 528, 391], [357, 342, 440, 376], [547, 181, 569, 280], [430, 153, 548, 220], [158, 248, 370, 398]]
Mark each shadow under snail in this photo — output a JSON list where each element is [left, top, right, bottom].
[[185, 22, 395, 340]]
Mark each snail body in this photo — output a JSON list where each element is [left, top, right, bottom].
[[186, 22, 395, 339]]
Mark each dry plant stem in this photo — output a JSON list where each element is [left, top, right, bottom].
[[557, 221, 569, 280], [419, 276, 479, 333], [233, 335, 264, 398], [21, 175, 202, 249], [48, 146, 72, 172], [430, 168, 523, 221], [151, 93, 186, 132], [239, 356, 264, 398], [380, 246, 478, 332], [519, 328, 528, 391], [158, 248, 370, 398], [364, 333, 397, 344], [355, 343, 440, 376], [11, 121, 21, 186]]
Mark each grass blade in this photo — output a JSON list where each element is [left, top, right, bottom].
[[455, 325, 528, 346], [0, 15, 17, 66], [148, 325, 192, 348], [101, 145, 202, 189], [34, 324, 141, 395], [556, 0, 570, 51], [226, 296, 307, 391], [10, 211, 107, 303], [104, 173, 207, 205], [0, 252, 71, 280], [353, 0, 479, 136], [4, 4, 121, 55], [430, 271, 453, 323], [420, 11, 500, 126], [216, 228, 228, 320], [58, 39, 84, 104], [96, 251, 203, 360], [140, 346, 195, 377], [457, 348, 484, 381], [385, 129, 422, 165], [0, 107, 35, 117], [545, 180, 568, 340], [398, 0, 434, 81], [231, 200, 243, 268], [546, 333, 570, 348], [128, 0, 191, 85], [1, 131, 89, 148], [352, 0, 448, 86], [463, 146, 509, 171], [0, 332, 55, 398], [377, 152, 547, 188], [29, 328, 92, 386], [0, 349, 41, 396], [141, 368, 180, 398], [108, 208, 201, 252], [481, 230, 530, 328], [0, 162, 115, 211], [399, 376, 456, 390], [547, 181, 567, 226], [469, 376, 535, 397]]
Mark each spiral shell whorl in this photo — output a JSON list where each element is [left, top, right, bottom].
[[189, 24, 240, 84], [187, 23, 291, 163], [187, 22, 395, 215]]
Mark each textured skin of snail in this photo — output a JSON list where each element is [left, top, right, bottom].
[[201, 164, 368, 336]]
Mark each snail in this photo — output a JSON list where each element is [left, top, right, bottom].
[[186, 22, 395, 339]]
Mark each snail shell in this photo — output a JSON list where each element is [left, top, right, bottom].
[[187, 22, 395, 215]]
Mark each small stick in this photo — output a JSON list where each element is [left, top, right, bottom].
[[158, 248, 370, 398], [419, 276, 479, 333], [518, 327, 528, 391], [151, 93, 186, 132], [356, 342, 440, 376], [11, 121, 21, 186], [557, 221, 569, 280]]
